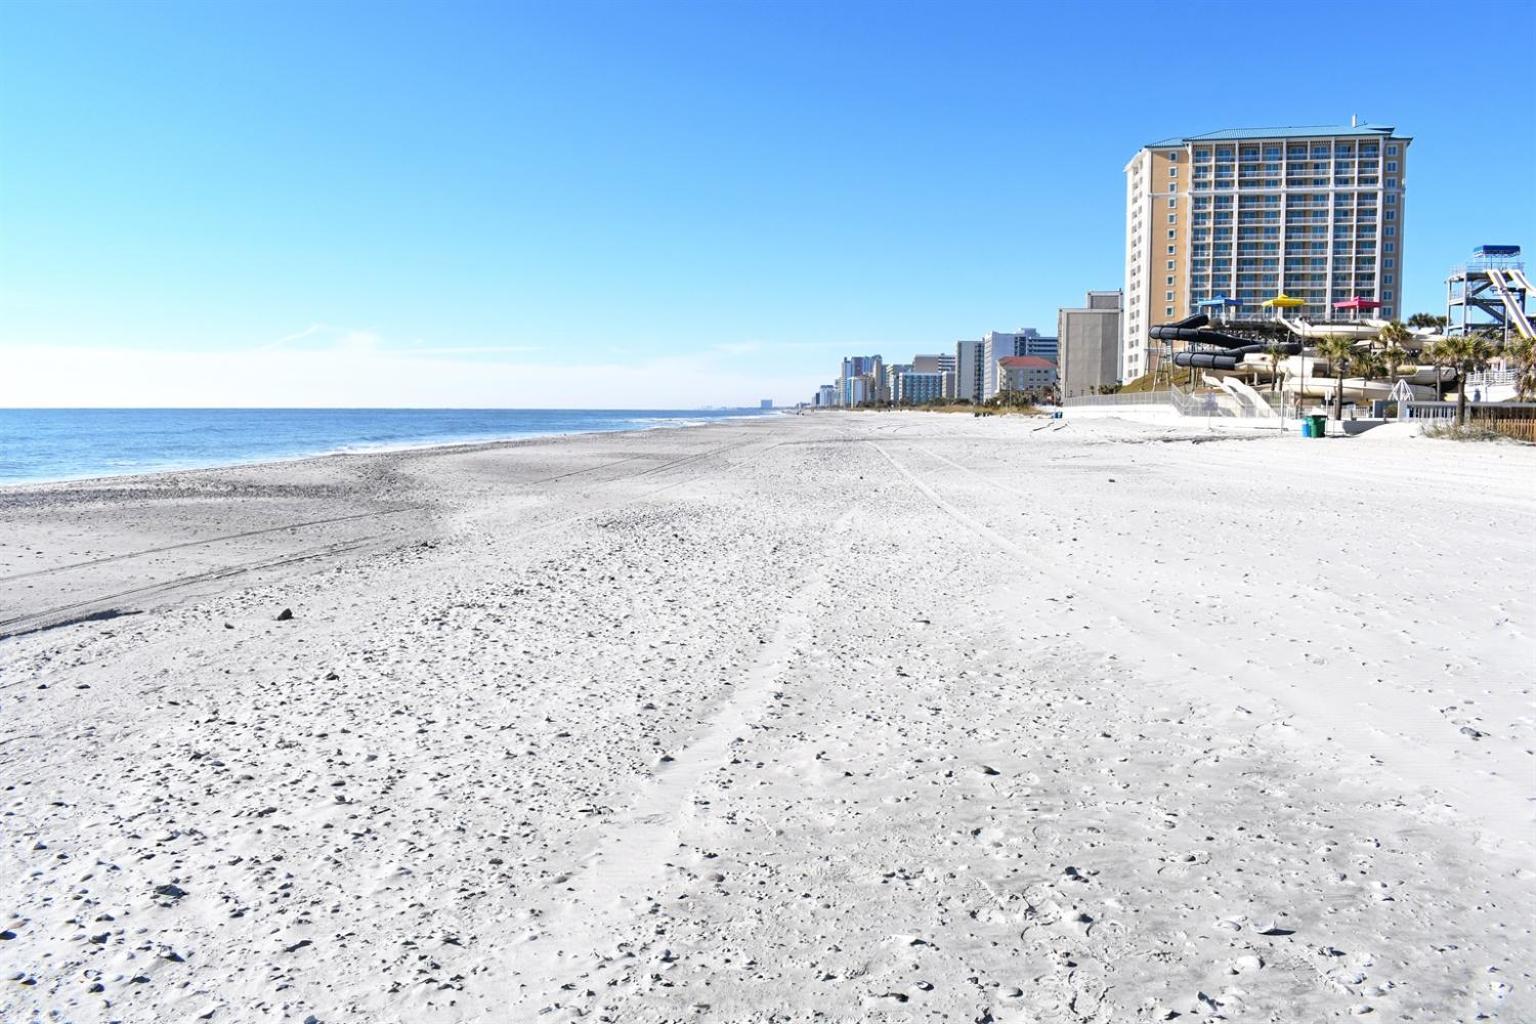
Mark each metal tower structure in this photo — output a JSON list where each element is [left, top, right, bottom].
[[1446, 245, 1534, 342]]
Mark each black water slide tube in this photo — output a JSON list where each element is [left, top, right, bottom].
[[1151, 314, 1300, 370]]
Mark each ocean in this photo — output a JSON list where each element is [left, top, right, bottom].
[[0, 408, 775, 486]]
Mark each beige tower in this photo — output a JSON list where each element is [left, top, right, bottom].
[[1122, 123, 1410, 381]]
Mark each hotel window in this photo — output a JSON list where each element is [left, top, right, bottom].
[[1166, 276, 1174, 285], [1385, 210, 1395, 220], [1384, 242, 1395, 253], [1168, 231, 1175, 239], [1168, 198, 1176, 208], [1166, 260, 1174, 269], [1385, 193, 1396, 204], [1385, 275, 1394, 285], [1169, 166, 1178, 176], [1387, 145, 1398, 155], [1385, 226, 1395, 236], [1383, 291, 1393, 301], [1165, 306, 1174, 316], [1168, 246, 1175, 254], [1385, 162, 1397, 172], [1384, 258, 1394, 268], [1168, 215, 1176, 224]]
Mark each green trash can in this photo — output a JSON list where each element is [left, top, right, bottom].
[[1308, 414, 1328, 438]]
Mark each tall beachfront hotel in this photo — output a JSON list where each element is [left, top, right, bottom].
[[1121, 123, 1410, 380]]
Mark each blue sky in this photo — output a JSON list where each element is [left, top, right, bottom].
[[2, 0, 1533, 406]]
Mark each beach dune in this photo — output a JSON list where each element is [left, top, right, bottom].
[[1, 413, 1532, 1022]]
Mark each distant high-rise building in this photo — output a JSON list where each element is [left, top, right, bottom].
[[954, 340, 984, 402], [815, 384, 837, 407], [1058, 290, 1123, 397], [838, 355, 884, 407], [911, 353, 955, 374], [1122, 122, 1410, 380], [996, 355, 1058, 394], [982, 330, 1057, 401], [893, 371, 945, 405]]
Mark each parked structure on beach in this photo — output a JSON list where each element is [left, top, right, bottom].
[[1058, 290, 1123, 397], [1123, 121, 1411, 380]]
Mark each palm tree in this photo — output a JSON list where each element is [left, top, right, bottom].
[[1381, 343, 1409, 379], [1315, 335, 1355, 421], [1264, 341, 1287, 394], [1423, 339, 1452, 400], [1376, 320, 1412, 356], [1356, 349, 1386, 390], [1506, 336, 1536, 402], [1441, 334, 1496, 425], [1408, 312, 1449, 332]]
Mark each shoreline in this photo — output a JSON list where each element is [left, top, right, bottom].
[[0, 409, 783, 491], [2, 411, 1531, 1022]]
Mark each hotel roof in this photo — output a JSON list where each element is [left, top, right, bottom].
[[997, 356, 1056, 370], [1146, 123, 1408, 147]]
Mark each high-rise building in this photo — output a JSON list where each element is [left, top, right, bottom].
[[1122, 122, 1410, 381], [954, 340, 984, 403], [982, 330, 1058, 401], [838, 355, 884, 407], [910, 354, 957, 398], [893, 371, 946, 405], [1058, 290, 1123, 397]]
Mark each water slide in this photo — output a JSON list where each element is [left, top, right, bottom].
[[1275, 315, 1381, 339], [1211, 374, 1277, 417], [1156, 314, 1300, 370], [1488, 268, 1536, 339]]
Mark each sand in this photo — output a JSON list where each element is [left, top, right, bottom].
[[1, 412, 1533, 1023]]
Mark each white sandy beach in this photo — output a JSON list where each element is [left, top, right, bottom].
[[1, 412, 1533, 1023]]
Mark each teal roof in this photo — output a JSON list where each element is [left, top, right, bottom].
[[1147, 123, 1408, 147]]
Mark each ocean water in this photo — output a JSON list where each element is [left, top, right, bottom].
[[0, 408, 774, 486]]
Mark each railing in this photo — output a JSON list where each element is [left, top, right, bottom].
[[1463, 369, 1519, 388], [1403, 400, 1536, 420], [1166, 387, 1279, 420], [1062, 391, 1176, 407]]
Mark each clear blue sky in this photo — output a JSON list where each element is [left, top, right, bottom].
[[2, 0, 1533, 406]]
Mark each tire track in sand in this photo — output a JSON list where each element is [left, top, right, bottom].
[[507, 505, 854, 1013]]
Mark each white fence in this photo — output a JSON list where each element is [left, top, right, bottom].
[[1402, 400, 1536, 421], [1064, 388, 1281, 420], [1062, 391, 1177, 407]]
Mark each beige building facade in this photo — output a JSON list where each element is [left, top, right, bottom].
[[1123, 123, 1410, 381]]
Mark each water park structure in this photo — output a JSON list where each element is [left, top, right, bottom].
[[1447, 245, 1533, 343], [1149, 245, 1531, 411]]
